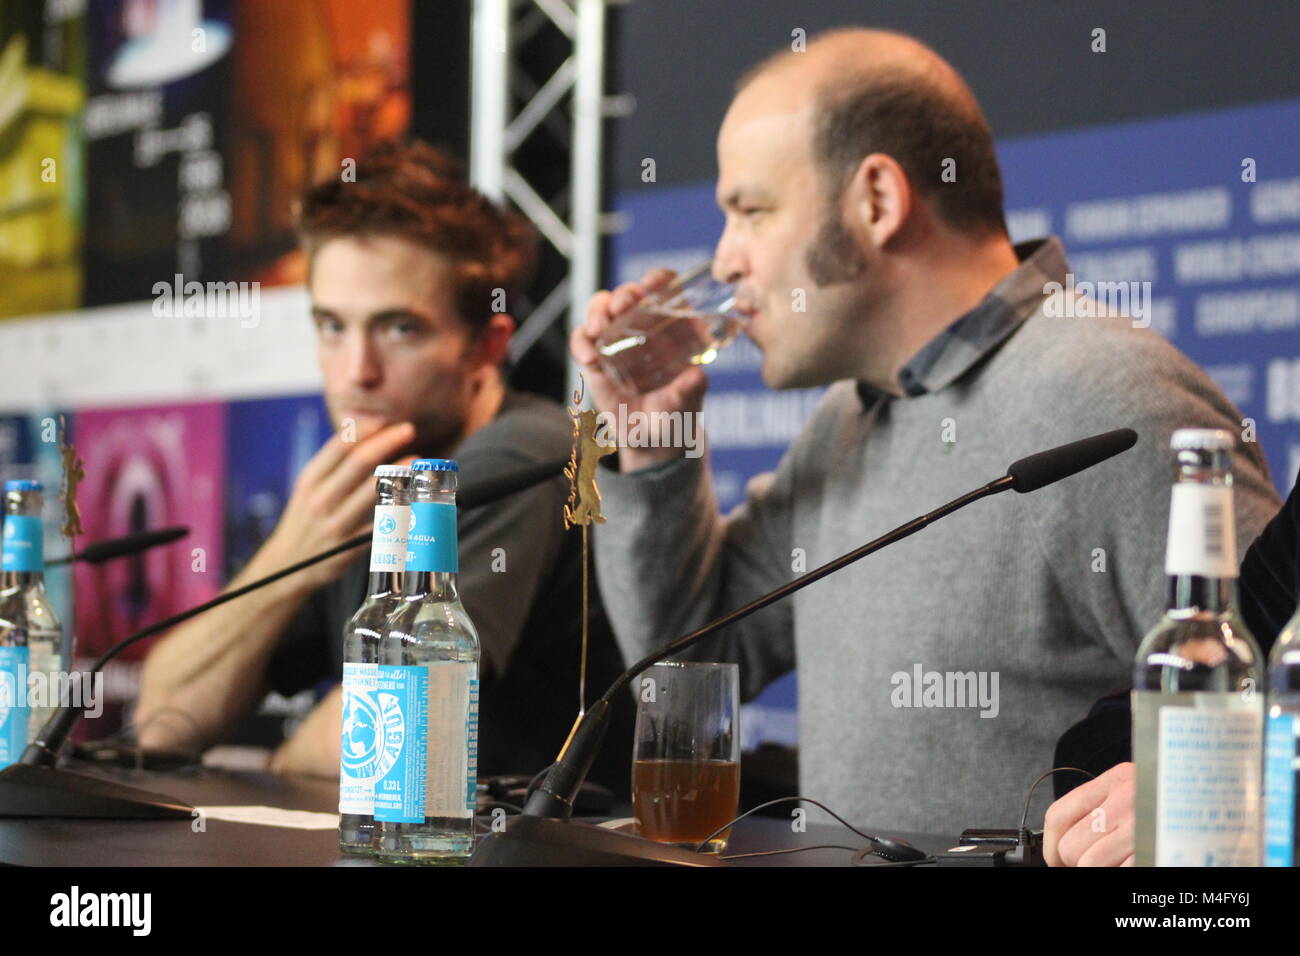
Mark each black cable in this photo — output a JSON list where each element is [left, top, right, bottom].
[[523, 764, 552, 802], [524, 765, 1099, 863], [851, 847, 937, 867], [1020, 766, 1096, 835], [719, 844, 861, 861], [697, 768, 1096, 865], [693, 795, 908, 859]]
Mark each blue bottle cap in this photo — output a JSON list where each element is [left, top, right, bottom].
[[411, 458, 459, 472], [4, 480, 42, 492]]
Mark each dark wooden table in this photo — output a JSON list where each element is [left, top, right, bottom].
[[0, 762, 953, 866]]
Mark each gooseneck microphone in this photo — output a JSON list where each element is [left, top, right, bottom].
[[1004, 428, 1137, 493], [469, 428, 1138, 866], [0, 456, 571, 819], [45, 527, 191, 567]]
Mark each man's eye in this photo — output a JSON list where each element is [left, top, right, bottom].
[[315, 317, 343, 336], [386, 320, 420, 337]]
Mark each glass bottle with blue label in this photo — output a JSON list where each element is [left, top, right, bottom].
[[0, 480, 64, 769], [339, 464, 412, 855], [1264, 603, 1300, 865], [1133, 429, 1263, 866], [374, 458, 480, 863]]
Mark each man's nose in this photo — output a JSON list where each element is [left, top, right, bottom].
[[342, 331, 383, 386], [712, 222, 746, 285]]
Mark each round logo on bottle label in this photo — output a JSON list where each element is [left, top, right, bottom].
[[340, 688, 382, 778], [369, 505, 409, 572]]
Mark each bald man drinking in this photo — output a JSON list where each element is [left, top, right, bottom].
[[570, 28, 1279, 836]]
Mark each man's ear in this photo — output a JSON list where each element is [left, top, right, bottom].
[[845, 152, 912, 249], [473, 313, 516, 367]]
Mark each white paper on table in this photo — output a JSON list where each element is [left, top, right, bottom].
[[195, 805, 340, 830]]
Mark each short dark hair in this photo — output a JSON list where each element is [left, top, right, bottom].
[[295, 140, 537, 335], [810, 75, 1008, 237]]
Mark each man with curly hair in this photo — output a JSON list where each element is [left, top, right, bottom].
[[137, 141, 633, 794]]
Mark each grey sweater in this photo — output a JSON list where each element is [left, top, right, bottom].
[[592, 238, 1282, 834]]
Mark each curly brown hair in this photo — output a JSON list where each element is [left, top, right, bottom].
[[295, 140, 538, 335]]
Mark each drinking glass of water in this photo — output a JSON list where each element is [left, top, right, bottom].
[[596, 265, 748, 394], [632, 661, 741, 853]]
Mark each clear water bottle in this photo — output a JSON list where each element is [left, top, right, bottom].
[[1264, 601, 1300, 865], [1133, 429, 1263, 866], [374, 459, 480, 863], [0, 480, 63, 768], [339, 464, 412, 855]]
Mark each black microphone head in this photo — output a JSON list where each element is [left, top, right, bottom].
[[867, 835, 929, 863], [1006, 428, 1137, 494], [79, 527, 189, 564]]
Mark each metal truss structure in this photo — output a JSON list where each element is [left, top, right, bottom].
[[469, 0, 629, 374]]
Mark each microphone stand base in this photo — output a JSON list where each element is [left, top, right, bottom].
[[0, 763, 194, 819], [470, 814, 728, 867]]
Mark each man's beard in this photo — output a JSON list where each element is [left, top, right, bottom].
[[769, 203, 871, 389], [411, 409, 468, 458], [804, 203, 866, 287]]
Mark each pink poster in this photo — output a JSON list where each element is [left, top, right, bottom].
[[72, 401, 226, 737]]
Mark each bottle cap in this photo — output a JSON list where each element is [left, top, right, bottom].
[[411, 459, 459, 472], [1170, 429, 1233, 451], [3, 479, 42, 492], [373, 465, 413, 477]]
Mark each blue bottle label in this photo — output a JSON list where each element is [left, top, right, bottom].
[[1264, 711, 1298, 866], [339, 663, 382, 816], [2, 516, 43, 572], [466, 677, 479, 816], [374, 664, 428, 823], [406, 502, 457, 574], [0, 647, 30, 769], [372, 662, 477, 823]]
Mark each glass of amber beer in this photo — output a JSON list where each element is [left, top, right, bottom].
[[632, 661, 741, 853]]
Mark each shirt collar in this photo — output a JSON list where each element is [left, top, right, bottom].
[[855, 236, 1069, 407]]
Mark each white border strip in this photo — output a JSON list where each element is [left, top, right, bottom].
[[0, 285, 321, 411]]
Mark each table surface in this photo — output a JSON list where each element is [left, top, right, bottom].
[[0, 762, 954, 867]]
